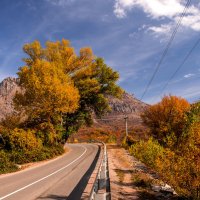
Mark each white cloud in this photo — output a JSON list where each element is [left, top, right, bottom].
[[114, 0, 184, 19], [146, 23, 177, 43], [114, 0, 200, 34], [114, 3, 126, 18], [138, 24, 147, 31], [180, 14, 200, 31], [148, 23, 173, 37], [184, 73, 195, 78]]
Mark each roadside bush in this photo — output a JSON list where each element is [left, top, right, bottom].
[[133, 96, 200, 199], [122, 135, 137, 149], [9, 144, 64, 164], [126, 135, 138, 146], [0, 126, 64, 173], [129, 137, 164, 168], [0, 150, 17, 173], [106, 134, 116, 143], [2, 128, 42, 151], [129, 138, 200, 199]]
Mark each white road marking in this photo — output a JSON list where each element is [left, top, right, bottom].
[[0, 145, 87, 200]]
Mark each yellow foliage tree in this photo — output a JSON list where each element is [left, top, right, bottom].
[[14, 59, 80, 124], [20, 39, 122, 136]]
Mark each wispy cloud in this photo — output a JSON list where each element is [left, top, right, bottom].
[[146, 84, 200, 104], [184, 73, 195, 78], [147, 23, 173, 39], [114, 0, 200, 37]]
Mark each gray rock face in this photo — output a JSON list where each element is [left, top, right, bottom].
[[108, 93, 147, 114], [93, 93, 148, 131], [0, 77, 19, 96], [0, 77, 21, 120]]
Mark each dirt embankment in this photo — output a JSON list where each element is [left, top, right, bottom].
[[107, 145, 178, 200]]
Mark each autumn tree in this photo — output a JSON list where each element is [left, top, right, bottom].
[[16, 39, 122, 138], [142, 95, 190, 147], [14, 59, 80, 128]]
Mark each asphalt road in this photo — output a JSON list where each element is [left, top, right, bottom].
[[0, 143, 99, 200]]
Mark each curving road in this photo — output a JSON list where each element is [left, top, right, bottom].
[[0, 144, 99, 200]]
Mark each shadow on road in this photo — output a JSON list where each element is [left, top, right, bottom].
[[38, 144, 100, 200], [38, 195, 67, 200]]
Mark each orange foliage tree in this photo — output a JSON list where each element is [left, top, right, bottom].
[[142, 95, 190, 147]]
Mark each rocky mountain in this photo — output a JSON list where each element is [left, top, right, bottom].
[[92, 92, 148, 131], [75, 93, 148, 143], [106, 92, 147, 118], [0, 77, 20, 120]]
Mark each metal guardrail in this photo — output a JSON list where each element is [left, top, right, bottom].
[[89, 142, 110, 200]]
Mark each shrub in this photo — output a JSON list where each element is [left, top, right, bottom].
[[129, 138, 200, 199], [107, 134, 116, 143], [9, 144, 64, 164], [0, 150, 17, 173], [129, 137, 164, 168], [2, 128, 42, 151]]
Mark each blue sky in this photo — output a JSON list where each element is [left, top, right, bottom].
[[0, 0, 200, 104]]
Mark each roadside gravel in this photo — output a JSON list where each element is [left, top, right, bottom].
[[107, 145, 178, 200]]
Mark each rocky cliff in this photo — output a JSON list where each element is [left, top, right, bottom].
[[92, 92, 148, 132], [107, 92, 147, 117], [0, 77, 20, 120]]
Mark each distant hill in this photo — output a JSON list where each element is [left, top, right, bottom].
[[74, 92, 148, 142], [92, 92, 148, 130]]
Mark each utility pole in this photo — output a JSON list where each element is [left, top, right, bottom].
[[124, 115, 128, 139], [60, 112, 63, 127]]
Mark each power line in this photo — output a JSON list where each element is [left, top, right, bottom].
[[180, 90, 200, 98], [140, 0, 192, 100], [94, 117, 124, 120], [161, 35, 200, 93], [94, 117, 129, 121]]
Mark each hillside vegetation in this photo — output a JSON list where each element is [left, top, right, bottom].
[[124, 95, 200, 199], [0, 39, 122, 174]]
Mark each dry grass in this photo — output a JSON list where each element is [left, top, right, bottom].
[[114, 169, 125, 183], [131, 172, 152, 189]]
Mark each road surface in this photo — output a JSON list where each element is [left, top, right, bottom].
[[0, 143, 99, 200]]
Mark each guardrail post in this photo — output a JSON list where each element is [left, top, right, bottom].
[[95, 142, 110, 200]]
